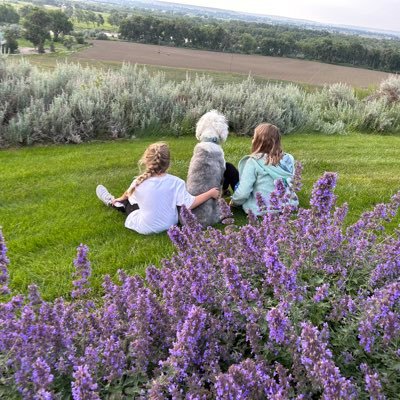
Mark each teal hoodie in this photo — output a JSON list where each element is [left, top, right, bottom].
[[231, 153, 298, 215]]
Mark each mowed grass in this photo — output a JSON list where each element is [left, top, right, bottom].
[[1, 134, 400, 300]]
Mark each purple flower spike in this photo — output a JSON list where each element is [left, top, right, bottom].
[[32, 357, 54, 396], [221, 256, 260, 320], [215, 359, 291, 399], [310, 172, 338, 217], [269, 178, 288, 212], [34, 388, 54, 400], [369, 235, 400, 287], [313, 283, 330, 303], [300, 322, 357, 399], [0, 229, 10, 295], [178, 206, 203, 233], [255, 192, 268, 214], [71, 365, 100, 400], [360, 363, 386, 400], [222, 257, 258, 303], [218, 197, 233, 221], [168, 305, 208, 375], [71, 244, 92, 298], [266, 302, 292, 345], [358, 281, 400, 352], [28, 284, 43, 306], [263, 240, 298, 301], [168, 224, 190, 251], [292, 161, 304, 193]]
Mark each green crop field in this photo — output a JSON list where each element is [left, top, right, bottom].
[[1, 134, 400, 300]]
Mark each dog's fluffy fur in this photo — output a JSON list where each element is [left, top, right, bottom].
[[186, 110, 229, 227]]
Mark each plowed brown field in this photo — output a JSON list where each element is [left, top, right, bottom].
[[72, 40, 392, 87]]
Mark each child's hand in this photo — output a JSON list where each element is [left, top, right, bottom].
[[112, 197, 124, 205], [209, 188, 220, 199]]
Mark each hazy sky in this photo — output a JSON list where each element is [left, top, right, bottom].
[[160, 0, 400, 32]]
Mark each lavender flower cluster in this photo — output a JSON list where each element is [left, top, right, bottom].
[[1, 168, 400, 399]]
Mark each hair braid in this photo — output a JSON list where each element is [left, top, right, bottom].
[[127, 142, 170, 196]]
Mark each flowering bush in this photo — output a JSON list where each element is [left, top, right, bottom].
[[1, 169, 400, 399]]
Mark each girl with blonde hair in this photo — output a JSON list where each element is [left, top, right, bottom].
[[230, 123, 298, 215], [96, 142, 219, 234]]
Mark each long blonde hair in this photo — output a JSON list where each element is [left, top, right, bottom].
[[127, 142, 170, 196], [251, 123, 283, 165]]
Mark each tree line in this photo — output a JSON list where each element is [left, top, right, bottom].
[[1, 4, 76, 54], [2, 1, 400, 72], [118, 14, 400, 72]]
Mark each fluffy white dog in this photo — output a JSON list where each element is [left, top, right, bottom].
[[185, 110, 229, 227]]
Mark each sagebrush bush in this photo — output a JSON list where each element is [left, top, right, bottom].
[[378, 75, 400, 104], [1, 169, 400, 398], [1, 58, 400, 146]]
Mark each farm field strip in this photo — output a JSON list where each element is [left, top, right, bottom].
[[71, 40, 392, 87]]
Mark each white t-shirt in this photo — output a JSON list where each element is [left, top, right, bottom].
[[125, 174, 195, 235]]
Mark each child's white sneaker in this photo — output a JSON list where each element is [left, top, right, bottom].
[[96, 185, 114, 206]]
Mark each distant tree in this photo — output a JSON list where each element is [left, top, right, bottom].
[[208, 25, 229, 50], [315, 38, 334, 62], [19, 5, 34, 18], [23, 8, 52, 53], [239, 33, 257, 54], [64, 5, 74, 18], [108, 10, 127, 27], [260, 37, 281, 56], [366, 47, 381, 69], [97, 14, 104, 27], [119, 16, 144, 41], [349, 41, 365, 65], [0, 4, 20, 24], [3, 25, 20, 54], [73, 9, 85, 24], [164, 19, 191, 46], [73, 9, 96, 26], [385, 51, 400, 72], [86, 11, 97, 27], [47, 10, 73, 42], [62, 35, 74, 49]]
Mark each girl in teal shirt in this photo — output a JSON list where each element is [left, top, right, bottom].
[[230, 123, 298, 215]]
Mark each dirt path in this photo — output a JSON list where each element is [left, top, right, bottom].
[[71, 40, 392, 87]]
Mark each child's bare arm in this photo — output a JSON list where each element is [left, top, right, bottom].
[[189, 188, 220, 210]]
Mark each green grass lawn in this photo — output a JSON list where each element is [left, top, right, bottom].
[[1, 134, 400, 300], [17, 37, 68, 50]]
